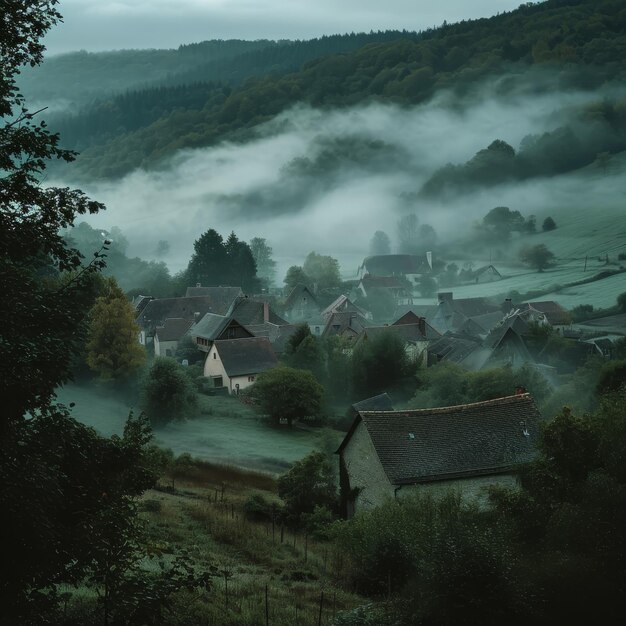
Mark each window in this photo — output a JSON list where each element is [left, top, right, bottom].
[[248, 375, 255, 382], [213, 352, 217, 359], [213, 376, 223, 387]]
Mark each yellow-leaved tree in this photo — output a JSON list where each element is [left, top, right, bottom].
[[87, 278, 145, 379]]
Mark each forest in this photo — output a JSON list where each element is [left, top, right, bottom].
[[30, 0, 626, 180]]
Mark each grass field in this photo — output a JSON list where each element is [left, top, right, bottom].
[[55, 383, 341, 473]]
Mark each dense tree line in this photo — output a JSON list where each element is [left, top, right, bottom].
[[44, 0, 626, 180]]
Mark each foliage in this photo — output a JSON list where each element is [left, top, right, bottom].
[[617, 291, 626, 312], [249, 237, 277, 289], [174, 334, 204, 365], [369, 230, 391, 255], [283, 324, 325, 380], [185, 228, 260, 293], [141, 357, 198, 426], [278, 451, 337, 524], [303, 251, 341, 291], [481, 206, 527, 239], [542, 216, 557, 231], [396, 214, 420, 254], [86, 277, 146, 380], [519, 243, 556, 272], [248, 366, 324, 426], [352, 330, 411, 398], [596, 359, 626, 396], [283, 265, 311, 292], [418, 275, 438, 297]]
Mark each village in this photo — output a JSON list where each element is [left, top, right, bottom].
[[129, 248, 626, 519]]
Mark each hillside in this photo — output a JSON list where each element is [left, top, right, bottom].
[[42, 0, 626, 180]]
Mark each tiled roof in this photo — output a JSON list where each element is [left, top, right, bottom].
[[321, 311, 372, 339], [360, 275, 408, 290], [521, 301, 572, 326], [450, 297, 501, 318], [214, 337, 278, 377], [428, 332, 484, 364], [361, 323, 431, 344], [342, 394, 541, 484], [351, 393, 394, 413], [228, 297, 288, 326], [155, 318, 193, 342], [136, 296, 223, 330], [321, 295, 368, 319], [283, 284, 319, 310], [184, 285, 243, 309]]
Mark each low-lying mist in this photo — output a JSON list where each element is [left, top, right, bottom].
[[52, 71, 626, 279]]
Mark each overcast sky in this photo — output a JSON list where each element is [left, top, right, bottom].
[[44, 0, 524, 55]]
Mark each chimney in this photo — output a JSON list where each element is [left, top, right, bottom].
[[515, 385, 527, 395], [502, 298, 513, 313], [196, 282, 201, 288], [194, 311, 201, 321], [263, 301, 269, 323], [426, 251, 433, 270], [438, 292, 453, 304]]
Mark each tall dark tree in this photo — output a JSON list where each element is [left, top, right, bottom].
[[0, 5, 161, 622], [369, 230, 391, 255], [185, 228, 227, 287]]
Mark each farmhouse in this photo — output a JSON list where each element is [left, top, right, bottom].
[[430, 292, 501, 334], [203, 337, 278, 394], [191, 314, 253, 351], [358, 254, 432, 287], [282, 284, 321, 322], [337, 393, 541, 517]]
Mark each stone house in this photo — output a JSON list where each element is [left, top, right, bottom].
[[203, 337, 278, 394], [337, 393, 542, 517]]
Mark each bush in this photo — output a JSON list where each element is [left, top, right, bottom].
[[542, 216, 557, 231], [243, 494, 274, 522], [141, 357, 198, 426]]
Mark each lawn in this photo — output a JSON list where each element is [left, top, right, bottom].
[[55, 383, 342, 473]]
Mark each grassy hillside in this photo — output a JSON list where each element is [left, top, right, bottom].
[[45, 0, 626, 180]]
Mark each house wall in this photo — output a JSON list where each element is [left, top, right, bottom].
[[229, 374, 258, 394], [396, 473, 517, 508], [203, 344, 230, 387], [288, 297, 321, 322], [154, 337, 179, 357], [341, 422, 394, 514]]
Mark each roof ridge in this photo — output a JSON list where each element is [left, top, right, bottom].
[[359, 393, 532, 416]]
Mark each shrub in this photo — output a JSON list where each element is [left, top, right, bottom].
[[542, 216, 557, 231], [243, 494, 274, 522]]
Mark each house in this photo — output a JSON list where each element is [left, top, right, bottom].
[[191, 314, 253, 351], [427, 332, 489, 369], [517, 301, 572, 328], [136, 296, 226, 345], [154, 318, 193, 357], [321, 311, 372, 341], [337, 393, 542, 517], [283, 284, 321, 322], [466, 264, 502, 284], [321, 295, 370, 320], [345, 393, 395, 425], [356, 317, 440, 365], [203, 337, 278, 394], [430, 292, 501, 334], [184, 284, 243, 301], [357, 275, 413, 306], [482, 325, 534, 369], [245, 322, 301, 357], [228, 296, 288, 326], [358, 254, 433, 288]]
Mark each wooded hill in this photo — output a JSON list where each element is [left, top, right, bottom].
[[37, 0, 626, 180]]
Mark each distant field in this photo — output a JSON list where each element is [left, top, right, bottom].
[[55, 383, 337, 473]]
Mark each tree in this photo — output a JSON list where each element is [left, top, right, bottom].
[[283, 265, 311, 292], [542, 216, 557, 231], [284, 325, 326, 380], [224, 231, 260, 293], [482, 206, 526, 239], [352, 330, 411, 398], [0, 7, 162, 620], [277, 451, 337, 523], [303, 251, 341, 291], [250, 237, 277, 289], [617, 292, 626, 313], [397, 213, 420, 253], [141, 357, 198, 426], [248, 366, 324, 426], [185, 228, 227, 287], [370, 230, 391, 255], [519, 244, 556, 272], [86, 277, 146, 380], [155, 239, 170, 256], [419, 275, 438, 297]]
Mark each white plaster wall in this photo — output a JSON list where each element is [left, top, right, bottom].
[[154, 338, 178, 357], [203, 344, 229, 384], [229, 374, 257, 394], [342, 422, 394, 511]]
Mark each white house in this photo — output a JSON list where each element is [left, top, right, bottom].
[[203, 337, 278, 394]]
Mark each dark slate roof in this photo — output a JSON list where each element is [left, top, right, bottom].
[[428, 332, 484, 364], [394, 304, 439, 320], [214, 337, 278, 377], [468, 311, 505, 334], [136, 296, 223, 330], [361, 254, 431, 276], [361, 324, 430, 344], [351, 393, 394, 413], [283, 284, 319, 310], [228, 297, 288, 326], [322, 311, 372, 339], [341, 394, 541, 484], [360, 275, 408, 290], [155, 318, 193, 342], [183, 285, 243, 309], [191, 313, 253, 341], [321, 295, 368, 319], [245, 322, 301, 354], [484, 316, 531, 349], [393, 311, 422, 326], [519, 301, 572, 326], [450, 297, 501, 318]]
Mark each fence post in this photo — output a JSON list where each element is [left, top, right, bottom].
[[265, 584, 269, 626], [317, 591, 324, 626]]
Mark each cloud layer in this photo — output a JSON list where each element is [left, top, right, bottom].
[[55, 72, 626, 281]]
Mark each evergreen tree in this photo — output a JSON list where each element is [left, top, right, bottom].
[[186, 228, 227, 287], [86, 278, 146, 380], [303, 251, 341, 291], [250, 237, 277, 289], [369, 230, 391, 255], [397, 214, 420, 253]]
